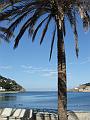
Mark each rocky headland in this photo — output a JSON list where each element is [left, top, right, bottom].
[[0, 75, 25, 92], [69, 83, 90, 92]]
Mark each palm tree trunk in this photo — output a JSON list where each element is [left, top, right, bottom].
[[56, 19, 67, 120]]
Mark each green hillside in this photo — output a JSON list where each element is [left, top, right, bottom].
[[0, 75, 25, 91]]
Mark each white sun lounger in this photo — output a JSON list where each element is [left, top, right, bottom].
[[50, 113, 58, 120], [1, 108, 12, 118], [9, 109, 26, 119], [0, 117, 7, 120], [10, 109, 22, 118], [44, 112, 50, 120], [36, 112, 44, 120], [0, 109, 3, 115], [18, 109, 26, 118], [29, 109, 33, 118]]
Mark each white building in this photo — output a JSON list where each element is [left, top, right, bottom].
[[0, 87, 5, 91]]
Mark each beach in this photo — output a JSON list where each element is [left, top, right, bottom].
[[0, 108, 90, 120]]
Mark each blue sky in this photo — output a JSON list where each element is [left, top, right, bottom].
[[0, 17, 90, 91]]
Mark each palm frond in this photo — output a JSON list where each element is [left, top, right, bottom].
[[0, 26, 13, 38], [78, 5, 90, 31], [14, 8, 46, 48], [40, 15, 51, 45], [27, 8, 50, 37], [0, 33, 9, 42], [32, 15, 50, 42], [0, 26, 8, 33], [6, 11, 30, 39], [49, 25, 56, 61], [0, 8, 20, 21], [73, 24, 79, 58], [13, 17, 34, 49], [66, 8, 75, 28], [83, 11, 90, 31], [67, 10, 79, 57], [0, 0, 90, 60]]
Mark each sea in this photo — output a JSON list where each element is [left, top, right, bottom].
[[0, 91, 90, 112]]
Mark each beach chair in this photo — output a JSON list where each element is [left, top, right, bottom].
[[0, 109, 3, 115], [29, 109, 33, 119], [25, 109, 33, 120], [0, 117, 7, 120], [36, 112, 44, 120], [18, 109, 26, 118], [44, 112, 50, 120], [1, 108, 12, 119], [9, 109, 26, 120], [50, 113, 58, 120], [10, 108, 22, 119]]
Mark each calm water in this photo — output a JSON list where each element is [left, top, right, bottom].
[[0, 91, 90, 111]]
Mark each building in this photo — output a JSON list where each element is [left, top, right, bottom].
[[0, 87, 5, 91]]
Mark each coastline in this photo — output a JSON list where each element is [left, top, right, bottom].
[[0, 91, 21, 93], [68, 90, 90, 92], [1, 90, 90, 93]]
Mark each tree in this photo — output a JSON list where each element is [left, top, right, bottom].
[[0, 0, 90, 120]]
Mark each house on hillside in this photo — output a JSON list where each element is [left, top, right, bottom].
[[0, 87, 5, 91]]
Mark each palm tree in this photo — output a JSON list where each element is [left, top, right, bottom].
[[0, 0, 90, 120]]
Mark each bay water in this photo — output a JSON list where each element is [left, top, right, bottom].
[[0, 91, 90, 111]]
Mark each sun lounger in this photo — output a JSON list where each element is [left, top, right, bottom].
[[36, 112, 44, 120], [29, 109, 33, 118], [44, 112, 50, 120], [0, 117, 7, 120], [25, 109, 33, 120], [50, 113, 58, 120], [1, 108, 12, 118], [19, 109, 26, 118], [0, 109, 3, 115], [10, 109, 22, 118], [10, 109, 26, 119]]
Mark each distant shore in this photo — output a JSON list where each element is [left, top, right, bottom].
[[0, 91, 22, 93], [0, 90, 90, 93], [68, 89, 90, 92], [68, 90, 90, 92]]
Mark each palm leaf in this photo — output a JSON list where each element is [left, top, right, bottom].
[[0, 8, 20, 21], [49, 25, 56, 61], [73, 13, 79, 58], [40, 15, 51, 45], [13, 17, 34, 48], [0, 33, 9, 42], [14, 8, 45, 48], [67, 10, 79, 57], [79, 6, 90, 31], [83, 12, 90, 31], [0, 26, 13, 38], [73, 25, 79, 58], [32, 15, 50, 42], [6, 11, 30, 39]]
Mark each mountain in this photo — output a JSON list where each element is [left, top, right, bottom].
[[0, 75, 25, 92], [69, 83, 90, 92]]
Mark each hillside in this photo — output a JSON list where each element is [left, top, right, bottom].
[[0, 75, 25, 92], [69, 83, 90, 92]]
